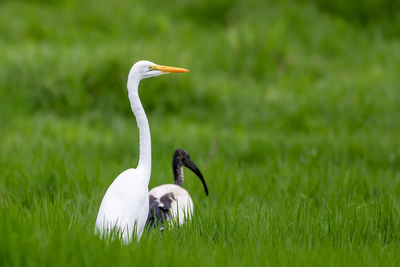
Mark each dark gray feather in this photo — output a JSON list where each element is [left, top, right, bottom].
[[145, 193, 176, 230]]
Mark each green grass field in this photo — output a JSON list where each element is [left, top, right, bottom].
[[1, 0, 400, 265]]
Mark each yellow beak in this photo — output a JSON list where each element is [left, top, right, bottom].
[[153, 65, 189, 73]]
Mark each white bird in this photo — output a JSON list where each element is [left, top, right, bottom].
[[146, 149, 208, 230], [95, 60, 189, 243]]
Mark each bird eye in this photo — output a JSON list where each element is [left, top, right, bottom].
[[148, 66, 153, 70]]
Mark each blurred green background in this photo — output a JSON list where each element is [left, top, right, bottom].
[[1, 0, 400, 266]]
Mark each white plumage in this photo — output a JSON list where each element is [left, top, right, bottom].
[[95, 61, 189, 243], [146, 149, 208, 229], [150, 184, 194, 225]]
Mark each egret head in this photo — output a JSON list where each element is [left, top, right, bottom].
[[129, 60, 189, 81]]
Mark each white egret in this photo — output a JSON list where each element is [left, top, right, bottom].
[[95, 60, 189, 243], [146, 149, 208, 230]]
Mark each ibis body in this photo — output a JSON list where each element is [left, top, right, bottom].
[[146, 149, 208, 229]]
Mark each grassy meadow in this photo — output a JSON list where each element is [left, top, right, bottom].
[[1, 0, 400, 265]]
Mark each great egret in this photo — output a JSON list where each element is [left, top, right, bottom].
[[146, 149, 208, 230], [95, 60, 189, 243]]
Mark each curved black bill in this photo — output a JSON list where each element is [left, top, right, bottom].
[[183, 158, 209, 196]]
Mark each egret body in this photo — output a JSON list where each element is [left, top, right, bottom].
[[95, 61, 189, 242]]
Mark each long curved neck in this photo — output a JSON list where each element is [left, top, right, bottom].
[[127, 76, 151, 183], [173, 161, 184, 186]]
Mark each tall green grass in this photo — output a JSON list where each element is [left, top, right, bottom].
[[1, 0, 400, 266]]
